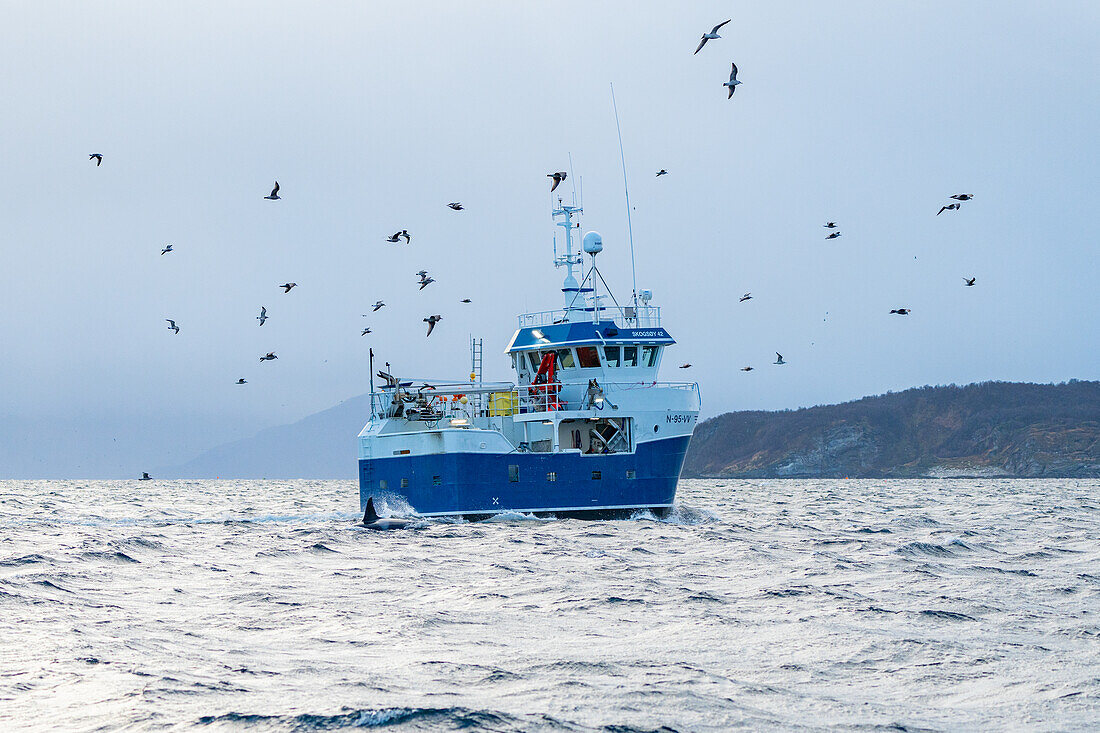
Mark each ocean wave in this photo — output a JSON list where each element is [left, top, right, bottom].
[[197, 706, 519, 731]]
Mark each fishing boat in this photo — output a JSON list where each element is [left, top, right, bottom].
[[357, 198, 700, 518]]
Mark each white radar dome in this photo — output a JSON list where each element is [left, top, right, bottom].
[[582, 231, 603, 255]]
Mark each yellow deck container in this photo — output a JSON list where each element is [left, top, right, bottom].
[[489, 391, 518, 416]]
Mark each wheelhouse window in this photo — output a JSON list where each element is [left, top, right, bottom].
[[576, 346, 601, 368], [641, 345, 660, 368], [604, 345, 620, 367], [528, 352, 541, 372], [622, 346, 638, 367], [555, 349, 575, 368]]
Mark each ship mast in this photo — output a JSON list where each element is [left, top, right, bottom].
[[552, 199, 585, 321]]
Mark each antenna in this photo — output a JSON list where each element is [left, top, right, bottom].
[[567, 152, 578, 207], [610, 82, 638, 311]]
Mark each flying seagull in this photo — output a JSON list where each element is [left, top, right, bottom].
[[447, 202, 464, 210], [400, 230, 411, 244], [416, 270, 428, 277], [424, 315, 442, 337], [160, 244, 173, 255], [256, 306, 267, 326], [165, 319, 179, 334], [824, 222, 838, 229], [385, 232, 401, 243], [279, 282, 297, 293], [235, 378, 247, 385], [264, 181, 281, 200], [739, 292, 752, 302], [656, 169, 669, 177], [679, 364, 692, 369], [741, 366, 754, 372], [371, 300, 385, 312], [889, 308, 911, 315], [723, 63, 742, 98], [937, 203, 960, 216], [460, 298, 472, 303], [963, 277, 976, 287], [950, 194, 974, 201], [361, 327, 372, 336], [774, 352, 786, 365], [89, 153, 103, 166], [826, 231, 842, 239], [548, 171, 567, 192], [260, 352, 278, 361], [418, 276, 436, 291], [694, 19, 731, 55], [139, 472, 151, 480]]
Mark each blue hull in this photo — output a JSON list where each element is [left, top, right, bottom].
[[359, 435, 690, 516]]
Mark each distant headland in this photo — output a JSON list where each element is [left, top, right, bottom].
[[682, 381, 1100, 479]]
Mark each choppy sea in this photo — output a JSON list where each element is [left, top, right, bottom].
[[1, 479, 1098, 732]]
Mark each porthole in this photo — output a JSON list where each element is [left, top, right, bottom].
[[653, 425, 659, 433]]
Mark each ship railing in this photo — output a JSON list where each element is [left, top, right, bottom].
[[370, 381, 515, 421], [512, 380, 698, 414], [516, 305, 661, 329]]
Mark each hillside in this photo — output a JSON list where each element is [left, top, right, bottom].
[[682, 381, 1100, 478], [161, 394, 372, 478]]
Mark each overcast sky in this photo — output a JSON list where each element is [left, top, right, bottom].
[[1, 2, 1097, 476]]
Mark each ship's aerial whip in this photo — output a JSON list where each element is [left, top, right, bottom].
[[610, 82, 638, 312]]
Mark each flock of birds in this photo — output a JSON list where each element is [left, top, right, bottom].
[[85, 18, 981, 395], [709, 190, 978, 371], [81, 161, 482, 386]]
